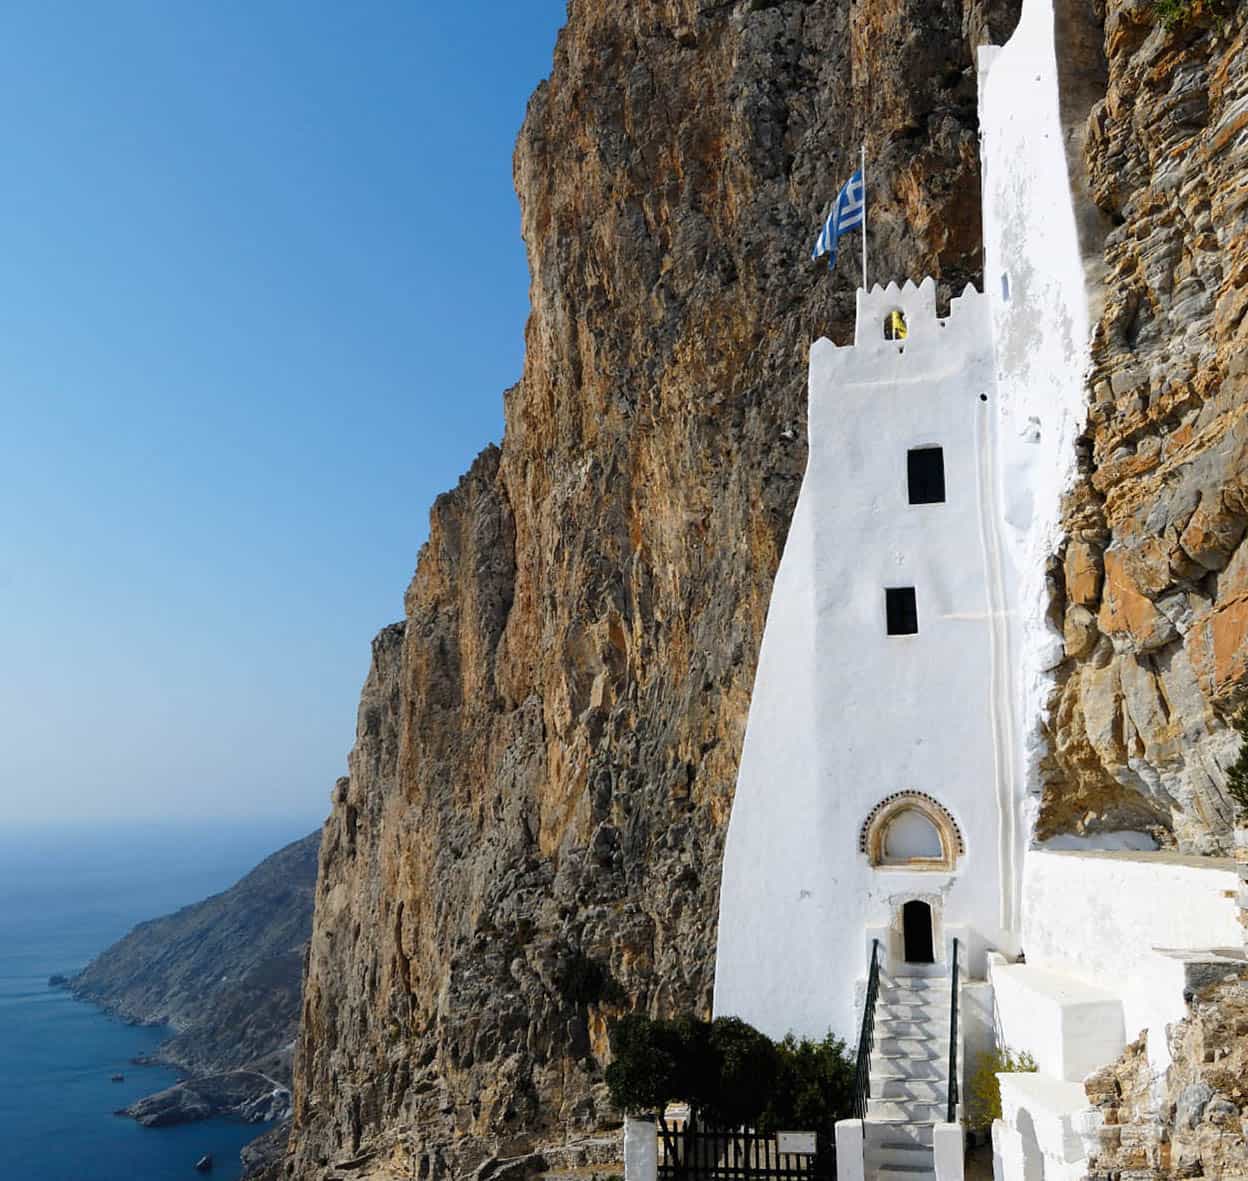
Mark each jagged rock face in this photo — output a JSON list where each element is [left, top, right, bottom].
[[1084, 972, 1248, 1179], [1040, 3, 1248, 853], [280, 3, 1020, 1176]]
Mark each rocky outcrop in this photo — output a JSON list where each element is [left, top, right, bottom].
[[1040, 3, 1248, 853], [72, 831, 318, 1080], [1084, 972, 1248, 1179], [277, 3, 1023, 1177], [123, 1070, 291, 1128]]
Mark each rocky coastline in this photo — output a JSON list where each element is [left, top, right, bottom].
[[54, 831, 319, 1170]]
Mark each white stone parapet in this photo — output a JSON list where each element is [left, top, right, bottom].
[[624, 1116, 657, 1181]]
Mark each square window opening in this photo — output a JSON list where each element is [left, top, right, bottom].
[[907, 447, 946, 505], [886, 587, 919, 636]]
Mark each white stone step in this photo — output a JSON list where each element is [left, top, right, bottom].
[[866, 1098, 947, 1122], [864, 1121, 934, 1149], [874, 1167, 936, 1181], [889, 962, 944, 978], [871, 1052, 947, 1079], [876, 1036, 944, 1057], [880, 976, 949, 994], [876, 1075, 948, 1102], [876, 1002, 948, 1021], [874, 1018, 948, 1039], [867, 1140, 936, 1170]]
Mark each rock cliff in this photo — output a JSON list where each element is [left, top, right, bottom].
[[280, 2, 1021, 1177], [1043, 1, 1248, 854], [277, 2, 1248, 1178]]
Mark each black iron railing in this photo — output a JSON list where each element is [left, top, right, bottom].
[[946, 937, 961, 1124], [852, 939, 882, 1119]]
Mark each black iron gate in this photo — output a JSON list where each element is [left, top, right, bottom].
[[656, 1116, 833, 1181]]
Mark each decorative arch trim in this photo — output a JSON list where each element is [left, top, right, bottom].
[[859, 791, 964, 871]]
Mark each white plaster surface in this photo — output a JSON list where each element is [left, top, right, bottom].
[[624, 1116, 658, 1181], [996, 1073, 1092, 1181], [933, 1122, 965, 1181], [978, 0, 1095, 909], [990, 963, 1124, 1082], [1019, 850, 1241, 1071], [714, 280, 1012, 1042], [834, 1120, 864, 1181]]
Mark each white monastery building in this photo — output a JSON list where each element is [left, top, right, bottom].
[[709, 2, 1248, 1180]]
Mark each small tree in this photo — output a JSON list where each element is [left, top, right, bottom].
[[1225, 709, 1248, 819], [604, 1014, 681, 1116], [700, 1017, 780, 1127], [760, 1033, 856, 1138], [967, 1047, 1037, 1131]]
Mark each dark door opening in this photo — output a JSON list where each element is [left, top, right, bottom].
[[902, 900, 935, 963]]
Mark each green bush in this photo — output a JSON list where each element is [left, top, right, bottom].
[[604, 1013, 855, 1131], [1152, 0, 1236, 27], [1226, 709, 1248, 818], [760, 1033, 856, 1139], [701, 1017, 780, 1127], [604, 1013, 682, 1115], [967, 1046, 1037, 1131]]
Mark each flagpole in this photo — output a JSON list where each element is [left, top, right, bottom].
[[861, 142, 868, 293]]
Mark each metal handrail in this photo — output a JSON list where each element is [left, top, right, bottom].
[[852, 939, 882, 1119], [946, 937, 961, 1124]]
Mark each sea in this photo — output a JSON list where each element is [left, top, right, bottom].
[[0, 818, 319, 1181]]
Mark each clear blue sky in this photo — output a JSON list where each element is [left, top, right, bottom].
[[1, 1, 566, 828]]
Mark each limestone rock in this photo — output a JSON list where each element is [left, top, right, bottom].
[[1041, 3, 1248, 852], [1087, 975, 1248, 1180]]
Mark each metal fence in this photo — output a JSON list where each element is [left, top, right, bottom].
[[656, 1117, 833, 1181]]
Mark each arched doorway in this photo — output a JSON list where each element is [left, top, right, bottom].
[[902, 900, 934, 964]]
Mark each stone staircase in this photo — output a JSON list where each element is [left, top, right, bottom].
[[862, 972, 952, 1181]]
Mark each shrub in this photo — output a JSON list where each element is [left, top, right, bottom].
[[700, 1017, 780, 1127], [604, 1013, 682, 1116], [1226, 710, 1248, 818], [604, 1013, 855, 1132], [967, 1046, 1038, 1131], [1152, 0, 1236, 27], [760, 1033, 856, 1138]]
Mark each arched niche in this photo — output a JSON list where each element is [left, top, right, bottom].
[[859, 791, 963, 871], [883, 308, 908, 340]]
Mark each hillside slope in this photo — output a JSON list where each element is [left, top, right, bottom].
[[71, 830, 319, 1078]]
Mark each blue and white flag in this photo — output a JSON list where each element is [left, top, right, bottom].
[[811, 169, 864, 270]]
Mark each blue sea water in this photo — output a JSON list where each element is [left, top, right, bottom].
[[0, 819, 318, 1181]]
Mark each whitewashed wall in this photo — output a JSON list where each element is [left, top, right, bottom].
[[714, 281, 1014, 1042], [978, 0, 1095, 912], [1020, 850, 1241, 1069]]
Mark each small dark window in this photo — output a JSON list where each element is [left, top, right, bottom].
[[907, 447, 945, 505], [886, 587, 918, 635]]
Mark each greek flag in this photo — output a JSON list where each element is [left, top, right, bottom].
[[811, 169, 864, 270]]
